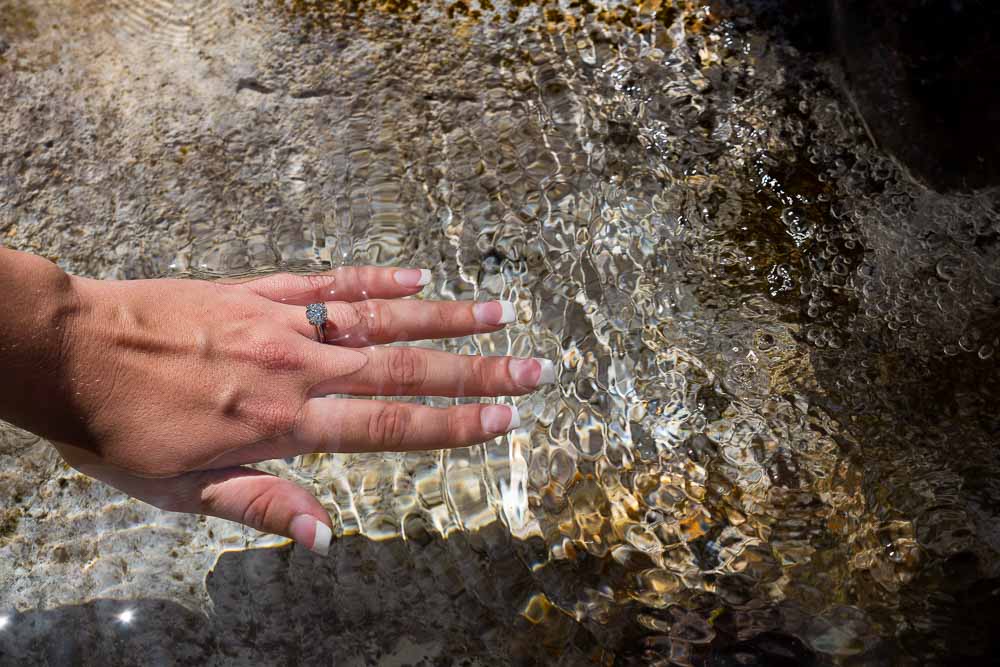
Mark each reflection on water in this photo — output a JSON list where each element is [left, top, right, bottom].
[[2, 0, 999, 663]]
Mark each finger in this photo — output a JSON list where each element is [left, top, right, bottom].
[[289, 299, 518, 346], [235, 266, 432, 304], [206, 399, 521, 465], [302, 399, 522, 454], [310, 347, 556, 397], [74, 464, 334, 555], [192, 468, 333, 555]]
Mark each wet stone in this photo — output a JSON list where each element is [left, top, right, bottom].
[[0, 0, 998, 664]]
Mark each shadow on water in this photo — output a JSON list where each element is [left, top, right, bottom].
[[805, 344, 1000, 666], [0, 538, 581, 666], [3, 1, 1000, 664], [713, 0, 1000, 193], [0, 535, 829, 666]]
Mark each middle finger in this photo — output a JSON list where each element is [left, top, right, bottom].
[[310, 347, 556, 397]]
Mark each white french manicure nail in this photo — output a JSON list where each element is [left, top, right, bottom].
[[537, 359, 556, 385], [393, 268, 431, 288], [312, 520, 332, 556], [481, 404, 520, 433], [290, 514, 332, 556], [498, 301, 516, 324]]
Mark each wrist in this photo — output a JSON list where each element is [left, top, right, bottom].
[[0, 249, 86, 439]]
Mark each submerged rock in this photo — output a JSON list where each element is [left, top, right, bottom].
[[1, 1, 999, 664]]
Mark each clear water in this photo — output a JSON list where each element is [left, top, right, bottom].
[[2, 1, 999, 664]]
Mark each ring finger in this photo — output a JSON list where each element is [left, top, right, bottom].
[[204, 399, 523, 468]]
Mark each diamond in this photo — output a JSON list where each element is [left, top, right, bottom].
[[306, 303, 328, 326]]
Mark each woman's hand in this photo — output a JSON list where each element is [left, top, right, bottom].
[[46, 267, 554, 554]]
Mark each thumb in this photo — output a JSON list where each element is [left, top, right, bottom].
[[192, 467, 334, 555], [76, 462, 334, 556]]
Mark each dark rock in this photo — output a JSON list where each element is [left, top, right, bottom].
[[832, 0, 1000, 192], [714, 0, 1000, 193]]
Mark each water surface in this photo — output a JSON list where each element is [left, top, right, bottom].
[[1, 1, 999, 663]]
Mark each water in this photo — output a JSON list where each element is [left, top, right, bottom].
[[1, 1, 999, 664]]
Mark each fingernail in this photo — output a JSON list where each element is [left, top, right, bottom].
[[473, 300, 517, 325], [538, 359, 556, 385], [289, 514, 332, 556], [394, 268, 432, 288], [508, 358, 557, 387], [481, 404, 520, 433]]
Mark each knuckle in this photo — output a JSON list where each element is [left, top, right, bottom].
[[368, 403, 411, 450], [226, 300, 266, 324], [249, 336, 304, 372], [325, 302, 356, 326], [354, 266, 378, 291], [470, 356, 494, 390], [250, 400, 299, 436], [218, 384, 244, 419], [386, 347, 426, 391], [445, 409, 467, 444], [301, 274, 334, 301], [353, 301, 391, 341], [221, 388, 299, 437], [332, 266, 357, 295], [240, 487, 281, 531], [438, 302, 460, 329]]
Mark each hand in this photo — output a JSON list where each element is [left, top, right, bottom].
[[50, 267, 555, 554]]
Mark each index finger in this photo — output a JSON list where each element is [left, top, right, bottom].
[[236, 266, 433, 304]]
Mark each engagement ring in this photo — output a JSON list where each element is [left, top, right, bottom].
[[306, 303, 328, 343]]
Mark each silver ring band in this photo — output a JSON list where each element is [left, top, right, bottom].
[[306, 303, 328, 344]]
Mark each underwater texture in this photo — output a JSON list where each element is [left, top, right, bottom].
[[1, 1, 999, 664]]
